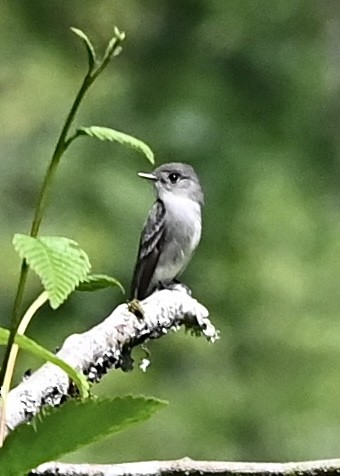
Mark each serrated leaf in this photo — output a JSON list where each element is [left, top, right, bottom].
[[77, 274, 125, 293], [71, 27, 96, 68], [0, 397, 167, 476], [0, 327, 89, 398], [78, 126, 155, 164], [12, 235, 91, 309]]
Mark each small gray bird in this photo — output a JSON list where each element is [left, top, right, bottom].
[[130, 162, 204, 300]]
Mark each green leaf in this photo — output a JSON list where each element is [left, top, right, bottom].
[[12, 235, 91, 309], [77, 274, 125, 294], [78, 126, 155, 164], [0, 397, 167, 476], [71, 27, 96, 69], [0, 327, 89, 398]]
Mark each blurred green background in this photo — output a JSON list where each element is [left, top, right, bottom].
[[1, 0, 340, 464]]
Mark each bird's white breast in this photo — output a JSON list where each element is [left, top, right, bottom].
[[151, 195, 202, 285], [164, 195, 202, 246]]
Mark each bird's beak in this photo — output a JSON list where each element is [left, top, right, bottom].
[[138, 172, 157, 181]]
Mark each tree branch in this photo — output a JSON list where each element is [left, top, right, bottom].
[[4, 288, 217, 435], [31, 456, 340, 476]]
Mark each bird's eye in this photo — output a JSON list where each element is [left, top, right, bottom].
[[168, 172, 180, 183]]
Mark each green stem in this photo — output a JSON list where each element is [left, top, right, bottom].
[[0, 291, 48, 446], [0, 73, 93, 386], [31, 74, 92, 238]]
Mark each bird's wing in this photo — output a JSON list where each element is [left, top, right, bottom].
[[130, 199, 166, 300]]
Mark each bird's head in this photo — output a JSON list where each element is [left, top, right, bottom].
[[138, 162, 204, 206]]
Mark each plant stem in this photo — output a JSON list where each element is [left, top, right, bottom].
[[0, 292, 48, 446], [30, 73, 93, 238], [0, 73, 92, 387]]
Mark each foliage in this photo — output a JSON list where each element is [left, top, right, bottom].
[[76, 274, 125, 293], [0, 397, 166, 476], [77, 126, 154, 164], [13, 235, 91, 309]]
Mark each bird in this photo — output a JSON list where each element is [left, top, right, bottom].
[[130, 162, 204, 300]]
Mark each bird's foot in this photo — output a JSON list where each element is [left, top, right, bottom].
[[128, 298, 145, 320]]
